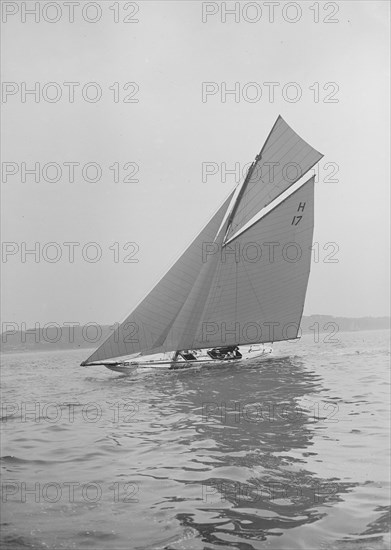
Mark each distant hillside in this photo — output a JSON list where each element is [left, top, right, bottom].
[[300, 315, 390, 333], [1, 316, 389, 354]]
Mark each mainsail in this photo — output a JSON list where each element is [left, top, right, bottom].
[[82, 116, 323, 365], [189, 175, 315, 348]]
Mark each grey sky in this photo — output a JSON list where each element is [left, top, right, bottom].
[[1, 1, 389, 327]]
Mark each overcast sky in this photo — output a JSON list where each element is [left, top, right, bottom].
[[1, 0, 390, 327]]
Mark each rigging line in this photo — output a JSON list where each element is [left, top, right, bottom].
[[235, 257, 239, 327]]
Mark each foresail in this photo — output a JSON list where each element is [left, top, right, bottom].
[[82, 192, 234, 364], [162, 219, 227, 352], [186, 176, 315, 348], [225, 116, 322, 241]]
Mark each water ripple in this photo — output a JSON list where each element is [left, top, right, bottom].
[[1, 330, 390, 549]]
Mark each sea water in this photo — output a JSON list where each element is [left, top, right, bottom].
[[1, 329, 390, 549]]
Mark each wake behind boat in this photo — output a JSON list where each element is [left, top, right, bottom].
[[81, 116, 323, 373]]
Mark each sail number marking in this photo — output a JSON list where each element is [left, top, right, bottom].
[[291, 202, 306, 225]]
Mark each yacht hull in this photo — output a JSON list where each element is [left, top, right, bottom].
[[100, 346, 273, 374]]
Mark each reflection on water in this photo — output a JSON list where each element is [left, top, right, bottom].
[[137, 357, 356, 548], [1, 330, 390, 549]]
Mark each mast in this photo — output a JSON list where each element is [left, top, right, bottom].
[[223, 115, 283, 242], [223, 158, 258, 243]]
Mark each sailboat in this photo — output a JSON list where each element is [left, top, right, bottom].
[[81, 115, 323, 373]]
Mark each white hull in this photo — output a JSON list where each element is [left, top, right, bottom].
[[99, 345, 273, 374]]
